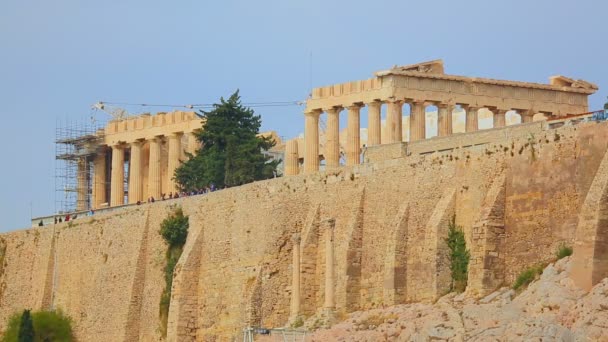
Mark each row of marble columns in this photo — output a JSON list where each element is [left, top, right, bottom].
[[290, 219, 336, 321], [293, 101, 536, 175], [92, 132, 199, 208]]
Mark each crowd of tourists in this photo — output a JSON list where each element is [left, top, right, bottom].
[[139, 183, 220, 204], [36, 183, 223, 227]]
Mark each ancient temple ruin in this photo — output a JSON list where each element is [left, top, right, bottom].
[[284, 60, 598, 175]]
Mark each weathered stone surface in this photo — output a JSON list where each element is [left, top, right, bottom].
[[308, 257, 607, 341], [1, 121, 608, 340]]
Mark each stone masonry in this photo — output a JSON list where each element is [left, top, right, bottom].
[[1, 120, 608, 341]]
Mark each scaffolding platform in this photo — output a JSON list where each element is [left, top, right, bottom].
[[55, 118, 105, 214]]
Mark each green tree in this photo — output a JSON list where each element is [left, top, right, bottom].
[[17, 310, 34, 342], [159, 208, 189, 248], [446, 217, 470, 293], [174, 90, 279, 190], [158, 208, 189, 337]]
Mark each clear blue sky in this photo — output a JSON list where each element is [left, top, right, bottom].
[[1, 0, 606, 231]]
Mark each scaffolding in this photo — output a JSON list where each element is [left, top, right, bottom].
[[55, 118, 105, 214]]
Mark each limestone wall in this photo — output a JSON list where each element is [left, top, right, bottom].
[[1, 121, 608, 341]]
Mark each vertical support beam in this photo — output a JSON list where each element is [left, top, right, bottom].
[[387, 100, 402, 143], [93, 149, 107, 208], [521, 110, 533, 123], [367, 101, 382, 146], [76, 157, 87, 211], [410, 100, 426, 142], [284, 139, 300, 176], [290, 233, 301, 320], [187, 132, 200, 156], [325, 107, 341, 169], [493, 109, 507, 128], [304, 110, 321, 174], [323, 219, 336, 309], [148, 137, 162, 200], [110, 144, 125, 206], [167, 132, 183, 192], [128, 141, 143, 204], [437, 103, 453, 137], [346, 104, 362, 166], [465, 105, 479, 132]]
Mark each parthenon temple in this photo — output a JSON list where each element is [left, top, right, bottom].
[[283, 60, 598, 175], [65, 111, 203, 211], [62, 111, 284, 212]]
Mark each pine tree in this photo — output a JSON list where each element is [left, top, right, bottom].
[[446, 217, 470, 293], [18, 309, 34, 342], [174, 90, 279, 190]]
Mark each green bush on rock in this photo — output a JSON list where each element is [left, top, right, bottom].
[[159, 208, 189, 337], [2, 309, 73, 342], [446, 217, 470, 293]]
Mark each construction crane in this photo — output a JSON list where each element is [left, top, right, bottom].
[[92, 101, 130, 120]]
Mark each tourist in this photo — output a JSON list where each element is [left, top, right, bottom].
[[38, 220, 43, 227], [54, 217, 57, 224], [168, 192, 173, 199], [58, 217, 62, 223], [151, 196, 155, 203], [65, 214, 70, 222]]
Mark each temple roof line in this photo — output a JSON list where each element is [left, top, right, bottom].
[[372, 70, 597, 94], [368, 59, 598, 94]]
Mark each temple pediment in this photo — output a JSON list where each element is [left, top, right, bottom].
[[375, 59, 445, 76], [550, 75, 598, 91]]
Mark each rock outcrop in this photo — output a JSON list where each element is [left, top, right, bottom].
[[307, 257, 608, 341]]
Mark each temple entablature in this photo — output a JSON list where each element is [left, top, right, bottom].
[[103, 110, 202, 146]]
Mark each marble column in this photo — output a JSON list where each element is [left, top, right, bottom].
[[346, 104, 362, 166], [167, 132, 182, 192], [93, 150, 107, 208], [76, 158, 87, 211], [128, 140, 143, 204], [284, 139, 299, 176], [493, 109, 507, 128], [323, 219, 336, 309], [148, 137, 162, 200], [325, 107, 341, 169], [437, 103, 453, 137], [304, 110, 321, 174], [387, 100, 403, 143], [367, 101, 382, 146], [465, 106, 479, 132], [410, 101, 426, 142], [187, 132, 200, 156], [290, 233, 301, 319], [521, 110, 533, 123], [110, 144, 125, 207]]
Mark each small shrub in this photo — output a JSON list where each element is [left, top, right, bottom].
[[513, 265, 544, 291], [291, 316, 304, 328], [556, 243, 573, 260], [446, 217, 470, 293], [159, 208, 189, 247], [31, 310, 72, 342], [158, 208, 189, 337], [2, 313, 20, 342], [2, 309, 73, 342]]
